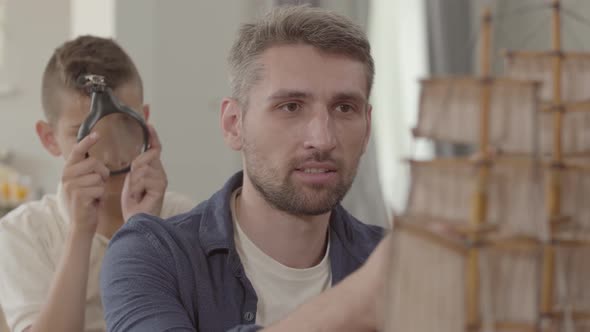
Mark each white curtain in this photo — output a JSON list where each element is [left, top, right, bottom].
[[368, 0, 432, 220]]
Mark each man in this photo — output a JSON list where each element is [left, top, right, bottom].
[[101, 6, 386, 331], [0, 36, 194, 332]]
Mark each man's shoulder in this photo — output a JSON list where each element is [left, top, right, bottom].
[[161, 191, 196, 218], [337, 205, 384, 238], [118, 197, 211, 249], [333, 205, 385, 260], [113, 173, 241, 262], [347, 214, 384, 242]]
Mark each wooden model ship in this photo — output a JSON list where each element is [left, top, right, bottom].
[[386, 1, 590, 331]]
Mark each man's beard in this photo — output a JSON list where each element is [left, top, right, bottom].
[[243, 144, 360, 216]]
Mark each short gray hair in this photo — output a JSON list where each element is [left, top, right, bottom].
[[228, 5, 374, 105]]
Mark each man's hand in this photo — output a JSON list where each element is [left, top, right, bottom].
[[62, 132, 109, 235], [122, 125, 168, 220], [355, 232, 393, 331]]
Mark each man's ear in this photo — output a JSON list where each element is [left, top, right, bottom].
[[220, 98, 244, 151], [142, 104, 150, 122], [35, 120, 62, 156], [361, 104, 372, 155]]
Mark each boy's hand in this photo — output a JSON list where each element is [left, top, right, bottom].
[[61, 133, 109, 235], [121, 125, 167, 221]]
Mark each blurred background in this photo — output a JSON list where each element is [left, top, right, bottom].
[[5, 2, 590, 331], [1, 0, 589, 227]]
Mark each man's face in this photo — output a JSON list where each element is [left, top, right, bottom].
[[239, 44, 371, 216], [53, 83, 144, 195]]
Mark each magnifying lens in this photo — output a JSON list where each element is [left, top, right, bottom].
[[76, 74, 150, 176]]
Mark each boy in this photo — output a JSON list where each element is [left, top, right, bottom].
[[0, 36, 194, 332]]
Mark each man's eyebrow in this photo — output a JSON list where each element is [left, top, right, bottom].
[[330, 92, 367, 104], [267, 90, 313, 101]]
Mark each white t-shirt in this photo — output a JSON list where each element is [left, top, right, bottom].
[[0, 187, 194, 332], [230, 189, 332, 327]]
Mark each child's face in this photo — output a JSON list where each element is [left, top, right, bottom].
[[42, 83, 147, 196]]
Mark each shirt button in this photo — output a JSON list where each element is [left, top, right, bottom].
[[243, 311, 255, 322]]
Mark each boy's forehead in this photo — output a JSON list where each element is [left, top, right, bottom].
[[55, 82, 143, 125]]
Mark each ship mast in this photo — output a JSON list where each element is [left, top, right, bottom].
[[541, 0, 562, 325], [466, 3, 493, 331]]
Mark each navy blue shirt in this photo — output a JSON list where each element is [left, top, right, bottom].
[[100, 172, 384, 332]]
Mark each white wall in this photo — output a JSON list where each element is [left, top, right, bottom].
[[71, 0, 115, 38], [0, 0, 70, 196]]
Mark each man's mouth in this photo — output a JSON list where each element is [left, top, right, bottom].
[[299, 168, 335, 174]]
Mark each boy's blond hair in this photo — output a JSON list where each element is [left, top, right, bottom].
[[41, 35, 143, 123]]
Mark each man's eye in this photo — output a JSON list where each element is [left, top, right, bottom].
[[279, 103, 301, 113], [335, 104, 354, 113]]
